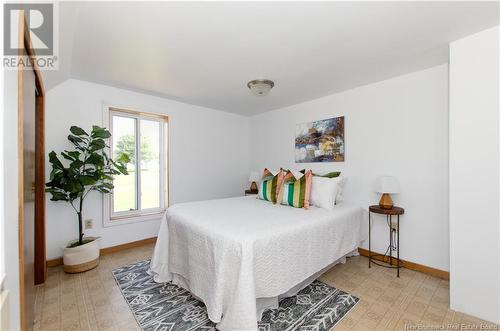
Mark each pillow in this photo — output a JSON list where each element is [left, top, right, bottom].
[[277, 169, 300, 203], [317, 171, 341, 178], [335, 175, 346, 203], [300, 169, 341, 178], [264, 168, 281, 176], [309, 176, 341, 210], [258, 169, 285, 204], [280, 170, 312, 209]]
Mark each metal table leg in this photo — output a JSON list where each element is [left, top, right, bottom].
[[397, 215, 400, 277], [388, 215, 393, 266], [368, 211, 371, 268]]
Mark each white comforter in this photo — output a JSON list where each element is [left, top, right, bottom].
[[150, 196, 363, 331]]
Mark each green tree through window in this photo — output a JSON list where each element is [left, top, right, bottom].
[[114, 133, 154, 164]]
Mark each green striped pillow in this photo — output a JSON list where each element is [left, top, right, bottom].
[[258, 169, 284, 203], [280, 170, 313, 209]]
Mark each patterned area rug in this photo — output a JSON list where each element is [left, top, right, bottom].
[[112, 260, 359, 331]]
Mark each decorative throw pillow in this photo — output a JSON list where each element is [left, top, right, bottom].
[[258, 168, 285, 204], [300, 169, 341, 178], [334, 175, 346, 203], [280, 170, 313, 209], [309, 176, 341, 210], [318, 171, 341, 178]]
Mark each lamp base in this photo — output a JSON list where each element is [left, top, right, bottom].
[[379, 193, 394, 209], [250, 181, 258, 191]]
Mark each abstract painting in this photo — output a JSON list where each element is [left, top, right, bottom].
[[295, 116, 344, 163]]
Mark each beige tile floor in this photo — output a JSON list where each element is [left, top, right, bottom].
[[34, 244, 495, 331]]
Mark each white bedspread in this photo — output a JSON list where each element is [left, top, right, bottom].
[[150, 196, 363, 331]]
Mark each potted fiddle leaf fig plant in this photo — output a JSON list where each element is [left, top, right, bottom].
[[46, 125, 129, 273]]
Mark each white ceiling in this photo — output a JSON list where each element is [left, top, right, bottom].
[[46, 1, 499, 116]]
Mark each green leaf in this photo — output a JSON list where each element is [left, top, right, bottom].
[[68, 135, 84, 146], [99, 182, 114, 189], [67, 151, 80, 159], [70, 126, 89, 136], [65, 178, 84, 194], [46, 189, 69, 201], [96, 188, 111, 194], [49, 168, 63, 181], [61, 151, 79, 162], [86, 153, 104, 165], [78, 175, 96, 186], [110, 159, 128, 175], [48, 151, 64, 170], [89, 139, 106, 151], [91, 126, 112, 139], [117, 153, 130, 164], [70, 160, 84, 170]]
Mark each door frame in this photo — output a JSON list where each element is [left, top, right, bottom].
[[17, 9, 46, 330]]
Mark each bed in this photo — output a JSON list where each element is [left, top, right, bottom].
[[150, 196, 364, 331]]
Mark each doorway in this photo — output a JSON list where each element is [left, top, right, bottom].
[[17, 10, 47, 331]]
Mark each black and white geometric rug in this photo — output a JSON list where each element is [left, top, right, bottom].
[[112, 260, 359, 331]]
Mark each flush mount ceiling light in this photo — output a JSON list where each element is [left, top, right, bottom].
[[247, 79, 275, 96]]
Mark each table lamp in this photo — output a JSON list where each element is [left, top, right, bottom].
[[375, 176, 400, 209], [248, 171, 260, 191]]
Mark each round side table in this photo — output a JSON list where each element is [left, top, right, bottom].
[[368, 205, 405, 277]]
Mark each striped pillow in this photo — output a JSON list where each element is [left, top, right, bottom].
[[258, 169, 285, 204], [280, 170, 313, 209]]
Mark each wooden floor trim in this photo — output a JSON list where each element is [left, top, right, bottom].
[[46, 237, 157, 267], [358, 248, 449, 280], [46, 258, 63, 268], [101, 237, 157, 255], [47, 240, 449, 280]]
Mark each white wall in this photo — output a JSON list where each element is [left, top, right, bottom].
[[45, 79, 250, 259], [2, 69, 21, 330], [250, 65, 449, 271], [449, 26, 500, 324]]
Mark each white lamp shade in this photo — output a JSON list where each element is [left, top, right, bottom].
[[249, 171, 260, 183], [375, 176, 400, 194]]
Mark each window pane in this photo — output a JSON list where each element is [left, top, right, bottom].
[[140, 119, 160, 209], [112, 116, 136, 212]]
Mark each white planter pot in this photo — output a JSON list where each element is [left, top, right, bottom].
[[63, 237, 100, 273]]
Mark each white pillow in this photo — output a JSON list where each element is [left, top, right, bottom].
[[310, 176, 340, 210], [335, 176, 346, 203]]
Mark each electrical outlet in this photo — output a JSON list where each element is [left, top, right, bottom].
[[84, 219, 93, 229]]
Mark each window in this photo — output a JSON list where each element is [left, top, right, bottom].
[[104, 107, 168, 225]]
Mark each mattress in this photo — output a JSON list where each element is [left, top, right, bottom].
[[150, 196, 363, 331]]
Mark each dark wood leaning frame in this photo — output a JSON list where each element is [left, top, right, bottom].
[[17, 9, 47, 331]]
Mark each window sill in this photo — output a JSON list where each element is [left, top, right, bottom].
[[103, 209, 166, 227]]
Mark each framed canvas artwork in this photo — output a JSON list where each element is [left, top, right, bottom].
[[295, 116, 345, 163]]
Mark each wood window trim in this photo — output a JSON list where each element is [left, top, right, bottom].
[[108, 106, 169, 122], [102, 105, 169, 227]]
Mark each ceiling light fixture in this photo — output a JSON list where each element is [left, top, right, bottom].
[[247, 79, 274, 96]]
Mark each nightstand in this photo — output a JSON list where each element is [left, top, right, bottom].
[[245, 189, 258, 196], [368, 205, 405, 277]]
